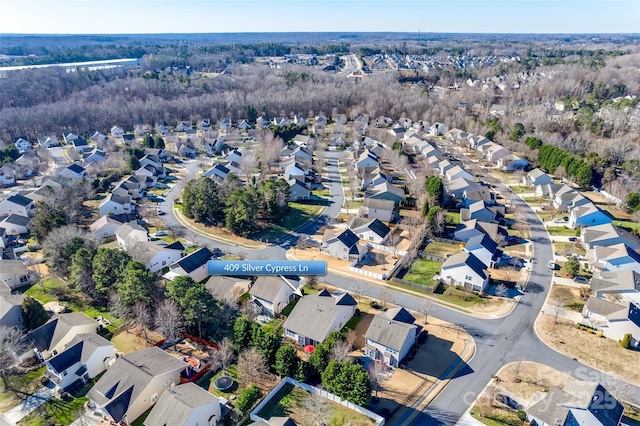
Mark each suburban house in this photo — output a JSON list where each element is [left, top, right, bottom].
[[14, 137, 31, 153], [292, 134, 311, 147], [0, 213, 31, 235], [24, 312, 97, 361], [203, 163, 230, 182], [283, 161, 310, 180], [99, 193, 134, 216], [132, 241, 185, 273], [437, 159, 455, 177], [249, 275, 301, 317], [440, 252, 490, 293], [72, 138, 92, 154], [256, 116, 269, 129], [116, 223, 149, 251], [354, 150, 380, 171], [445, 165, 474, 183], [461, 188, 496, 208], [582, 298, 640, 347], [497, 154, 529, 171], [483, 143, 511, 163], [90, 132, 107, 144], [283, 290, 357, 346], [454, 219, 507, 243], [63, 131, 79, 144], [568, 203, 612, 228], [205, 275, 252, 302], [133, 167, 158, 189], [524, 168, 554, 187], [84, 148, 107, 164], [320, 228, 367, 262], [361, 167, 390, 190], [587, 243, 640, 273], [460, 200, 502, 223], [346, 216, 391, 244], [59, 163, 88, 179], [44, 333, 116, 390], [535, 183, 562, 199], [38, 136, 60, 148], [365, 182, 406, 205], [144, 382, 222, 426], [175, 121, 192, 132], [90, 213, 138, 240], [287, 178, 311, 201], [445, 177, 481, 200], [589, 270, 640, 303], [0, 167, 16, 186], [0, 293, 25, 331], [464, 234, 502, 268], [526, 380, 624, 426], [110, 126, 125, 138], [0, 260, 35, 290], [552, 185, 590, 212], [87, 347, 187, 426], [581, 223, 640, 251], [164, 247, 213, 283], [0, 194, 35, 217], [113, 176, 144, 200], [358, 198, 395, 222], [365, 307, 421, 368]]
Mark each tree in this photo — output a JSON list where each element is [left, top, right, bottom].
[[579, 286, 591, 301], [308, 342, 332, 374], [235, 385, 262, 416], [330, 339, 352, 363], [212, 337, 236, 374], [621, 333, 632, 349], [115, 261, 155, 309], [251, 326, 281, 367], [416, 298, 436, 324], [550, 286, 573, 324], [257, 178, 291, 222], [166, 276, 216, 338], [237, 347, 270, 387], [31, 202, 68, 243], [68, 247, 97, 298], [426, 206, 446, 237], [0, 328, 27, 390], [92, 248, 131, 300], [43, 225, 97, 277], [509, 122, 525, 141], [182, 178, 225, 226], [321, 359, 371, 406], [346, 163, 359, 214], [495, 283, 509, 298], [425, 176, 444, 207], [225, 188, 258, 236], [155, 299, 184, 350], [368, 360, 389, 398], [274, 345, 299, 377], [302, 393, 331, 425], [131, 302, 153, 342], [22, 296, 49, 330], [379, 289, 393, 310], [565, 257, 580, 278], [154, 136, 165, 149], [233, 316, 253, 347], [351, 280, 368, 303]]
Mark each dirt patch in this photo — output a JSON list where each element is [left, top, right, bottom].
[[494, 361, 572, 402], [111, 327, 165, 354], [535, 314, 640, 386]]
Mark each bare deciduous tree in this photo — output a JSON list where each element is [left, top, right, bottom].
[[416, 298, 437, 325], [240, 150, 258, 182], [212, 337, 236, 373], [330, 339, 352, 363], [369, 360, 389, 398], [155, 299, 184, 350], [495, 283, 509, 298], [303, 393, 331, 425], [132, 302, 152, 342], [0, 328, 27, 390], [237, 347, 271, 387], [550, 286, 573, 324]]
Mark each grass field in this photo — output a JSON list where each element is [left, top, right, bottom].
[[403, 259, 442, 286], [554, 241, 586, 256], [0, 367, 46, 412], [424, 241, 463, 257], [257, 200, 326, 241], [445, 210, 461, 224], [547, 226, 579, 237]]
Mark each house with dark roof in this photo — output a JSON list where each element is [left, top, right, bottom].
[[0, 293, 25, 332], [582, 298, 640, 347], [72, 138, 92, 154], [44, 333, 116, 390], [346, 216, 391, 244], [581, 223, 640, 251], [250, 276, 301, 317], [461, 188, 496, 208], [58, 163, 88, 179], [0, 194, 35, 217], [63, 131, 79, 144], [14, 137, 31, 153], [164, 247, 213, 282], [287, 178, 311, 201], [365, 308, 421, 368], [203, 163, 230, 182], [464, 234, 502, 268], [354, 149, 379, 171], [320, 228, 367, 262], [445, 177, 481, 200], [99, 192, 134, 216], [361, 167, 390, 190], [87, 347, 187, 425], [0, 213, 31, 235], [84, 148, 107, 164], [440, 252, 490, 292], [358, 198, 395, 222], [552, 184, 590, 212], [24, 312, 97, 361], [144, 382, 222, 426], [460, 200, 503, 224], [90, 213, 138, 240], [526, 380, 624, 426], [283, 290, 356, 346]]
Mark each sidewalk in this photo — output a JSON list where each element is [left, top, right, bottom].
[[3, 382, 58, 425]]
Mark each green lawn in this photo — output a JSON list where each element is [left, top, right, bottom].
[[431, 285, 490, 308], [23, 276, 64, 303], [313, 188, 331, 197], [257, 200, 326, 240], [424, 241, 463, 257], [281, 298, 298, 317], [0, 366, 46, 410], [554, 241, 586, 256], [445, 211, 461, 224], [21, 380, 94, 426], [343, 312, 366, 331], [403, 259, 442, 286], [547, 226, 579, 237]]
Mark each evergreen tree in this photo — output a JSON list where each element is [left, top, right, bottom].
[[92, 248, 131, 299], [115, 261, 155, 308], [22, 296, 49, 330], [274, 345, 299, 377]]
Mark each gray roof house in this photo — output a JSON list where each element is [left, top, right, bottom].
[[346, 216, 391, 244], [283, 290, 357, 346], [365, 182, 406, 205], [365, 307, 421, 368], [524, 168, 553, 187], [0, 293, 25, 331], [90, 213, 138, 239], [87, 347, 187, 425], [358, 198, 395, 222], [0, 194, 36, 217], [581, 223, 640, 251], [440, 252, 490, 293], [527, 380, 624, 426], [144, 382, 222, 426], [582, 298, 640, 347], [0, 259, 35, 290], [250, 275, 301, 317], [460, 200, 502, 223], [24, 312, 97, 361], [453, 219, 507, 243], [589, 270, 640, 300], [205, 275, 252, 302], [320, 228, 367, 262], [0, 213, 31, 235], [287, 178, 311, 201]]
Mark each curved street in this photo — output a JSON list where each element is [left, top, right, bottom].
[[159, 152, 640, 425]]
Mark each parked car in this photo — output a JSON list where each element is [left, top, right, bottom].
[[552, 218, 565, 223], [548, 261, 557, 270], [157, 210, 166, 216], [506, 236, 521, 244], [154, 230, 168, 237], [573, 276, 590, 284], [568, 237, 578, 242]]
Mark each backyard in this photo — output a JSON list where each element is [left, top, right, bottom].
[[256, 382, 377, 426], [403, 259, 442, 286], [423, 241, 463, 258]]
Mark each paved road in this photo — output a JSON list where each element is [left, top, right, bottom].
[[159, 148, 640, 425]]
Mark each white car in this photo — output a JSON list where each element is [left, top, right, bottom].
[[154, 230, 168, 237], [552, 218, 565, 224]]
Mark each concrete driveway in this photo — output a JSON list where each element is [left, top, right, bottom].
[[3, 381, 58, 425]]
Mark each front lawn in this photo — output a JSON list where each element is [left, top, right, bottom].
[[257, 200, 326, 241], [431, 284, 491, 308], [546, 226, 579, 237], [403, 259, 442, 286], [0, 367, 46, 412], [20, 380, 93, 426]]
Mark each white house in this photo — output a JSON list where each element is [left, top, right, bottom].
[[58, 163, 88, 179], [365, 307, 420, 368], [249, 275, 301, 317], [116, 223, 149, 251], [354, 150, 379, 171], [0, 260, 35, 290], [0, 293, 25, 332], [568, 203, 612, 228], [98, 193, 134, 216], [203, 163, 230, 182], [346, 216, 391, 244], [0, 194, 35, 217], [287, 178, 311, 201], [589, 270, 640, 305], [365, 182, 406, 205], [90, 213, 138, 240], [587, 243, 640, 273], [581, 223, 640, 251], [38, 136, 60, 148], [283, 290, 357, 346], [582, 298, 640, 348], [24, 313, 97, 361], [144, 383, 223, 426], [14, 138, 31, 153], [524, 168, 553, 187], [44, 333, 116, 390], [445, 165, 474, 182], [110, 126, 125, 138], [440, 252, 490, 293], [164, 247, 213, 283], [132, 241, 185, 273], [464, 234, 502, 268], [320, 228, 367, 261], [0, 214, 31, 235], [358, 198, 395, 222]]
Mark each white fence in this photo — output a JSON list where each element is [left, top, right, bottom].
[[599, 189, 623, 205], [250, 377, 385, 425], [349, 255, 404, 280]]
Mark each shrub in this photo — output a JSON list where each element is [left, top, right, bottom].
[[517, 411, 527, 421], [235, 385, 262, 416], [621, 333, 632, 349]]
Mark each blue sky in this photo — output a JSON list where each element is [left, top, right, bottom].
[[1, 0, 639, 34]]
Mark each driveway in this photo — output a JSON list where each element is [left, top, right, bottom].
[[3, 382, 58, 425]]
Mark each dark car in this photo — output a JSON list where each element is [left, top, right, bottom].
[[568, 237, 578, 242], [506, 236, 520, 244], [573, 276, 589, 284]]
